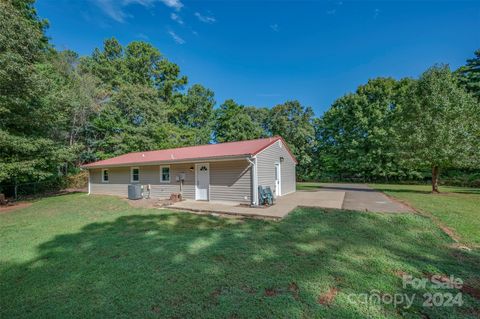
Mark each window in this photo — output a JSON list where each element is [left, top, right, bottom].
[[102, 169, 109, 183], [160, 166, 170, 183], [131, 167, 139, 183]]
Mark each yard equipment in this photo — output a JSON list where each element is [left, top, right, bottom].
[[264, 186, 275, 205], [258, 186, 273, 206]]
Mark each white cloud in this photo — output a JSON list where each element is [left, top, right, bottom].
[[374, 8, 380, 19], [194, 12, 216, 24], [270, 24, 279, 32], [159, 0, 183, 11], [170, 13, 184, 25], [93, 0, 183, 23], [137, 33, 150, 40], [168, 30, 185, 44]]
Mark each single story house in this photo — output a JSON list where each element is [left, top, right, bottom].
[[83, 136, 297, 205]]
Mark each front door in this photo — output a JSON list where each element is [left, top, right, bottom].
[[195, 163, 210, 200], [274, 163, 281, 197]]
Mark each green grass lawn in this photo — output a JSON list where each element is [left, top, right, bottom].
[[1, 193, 479, 318], [369, 184, 480, 247]]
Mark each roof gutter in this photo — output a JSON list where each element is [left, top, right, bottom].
[[81, 154, 252, 169]]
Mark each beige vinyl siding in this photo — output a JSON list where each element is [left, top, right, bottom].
[[209, 160, 251, 203], [90, 167, 130, 196], [256, 140, 296, 196], [89, 160, 252, 203]]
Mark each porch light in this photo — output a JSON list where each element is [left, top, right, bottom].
[[280, 157, 284, 163]]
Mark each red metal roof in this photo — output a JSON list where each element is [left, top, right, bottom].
[[83, 136, 297, 168]]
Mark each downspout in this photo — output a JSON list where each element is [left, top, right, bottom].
[[246, 156, 258, 206]]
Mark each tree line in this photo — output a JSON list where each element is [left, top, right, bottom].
[[1, 0, 479, 193]]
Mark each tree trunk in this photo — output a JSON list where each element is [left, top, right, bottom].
[[431, 166, 440, 193]]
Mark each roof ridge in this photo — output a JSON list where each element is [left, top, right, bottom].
[[127, 136, 280, 156]]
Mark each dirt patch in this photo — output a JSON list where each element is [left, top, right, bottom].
[[424, 273, 480, 300], [449, 243, 472, 252], [211, 288, 222, 299], [288, 282, 300, 300], [150, 305, 160, 313], [318, 287, 339, 305], [264, 283, 301, 299], [126, 198, 189, 209], [436, 224, 461, 243], [461, 284, 480, 300], [393, 269, 408, 278], [400, 201, 464, 244], [264, 288, 277, 297], [0, 202, 32, 214]]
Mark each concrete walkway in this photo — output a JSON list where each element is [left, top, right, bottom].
[[167, 190, 345, 219], [319, 183, 413, 213]]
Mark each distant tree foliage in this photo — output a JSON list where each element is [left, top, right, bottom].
[[0, 0, 72, 184], [316, 78, 418, 181], [213, 99, 266, 143], [269, 101, 316, 178], [457, 49, 480, 100], [0, 0, 479, 191]]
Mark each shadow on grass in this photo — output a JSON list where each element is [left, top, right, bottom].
[[1, 209, 479, 318]]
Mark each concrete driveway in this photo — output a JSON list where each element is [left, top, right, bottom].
[[166, 183, 411, 219], [318, 183, 413, 213]]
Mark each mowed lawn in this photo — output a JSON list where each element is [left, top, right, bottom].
[[1, 194, 480, 318], [369, 184, 480, 247]]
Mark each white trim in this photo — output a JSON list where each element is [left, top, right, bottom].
[[275, 162, 282, 196], [160, 165, 171, 183], [247, 156, 259, 206], [102, 169, 109, 183], [130, 167, 140, 183], [195, 163, 210, 200]]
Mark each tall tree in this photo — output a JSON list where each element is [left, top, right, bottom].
[[316, 78, 416, 181], [457, 49, 480, 100], [398, 65, 480, 192], [213, 99, 265, 143], [79, 39, 192, 160], [245, 106, 270, 136], [171, 84, 216, 144], [269, 101, 315, 179], [80, 39, 187, 102], [0, 0, 74, 184]]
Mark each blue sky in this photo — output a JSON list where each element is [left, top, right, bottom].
[[36, 0, 480, 115]]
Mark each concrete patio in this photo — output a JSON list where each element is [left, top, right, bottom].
[[166, 190, 345, 219], [164, 183, 413, 219]]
